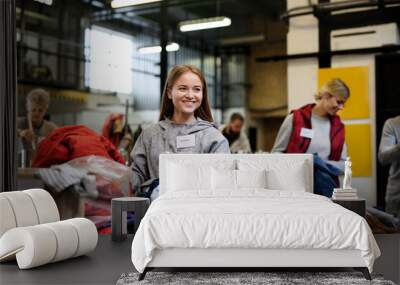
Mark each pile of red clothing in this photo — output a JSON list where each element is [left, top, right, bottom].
[[33, 125, 125, 167]]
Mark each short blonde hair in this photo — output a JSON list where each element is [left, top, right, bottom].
[[26, 88, 50, 110], [315, 79, 350, 101]]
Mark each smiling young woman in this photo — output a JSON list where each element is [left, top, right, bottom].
[[131, 65, 230, 198], [159, 65, 213, 123]]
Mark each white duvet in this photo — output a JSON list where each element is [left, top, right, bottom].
[[131, 190, 380, 273]]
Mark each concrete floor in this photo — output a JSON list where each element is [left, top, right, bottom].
[[1, 234, 398, 285], [0, 235, 134, 285], [374, 234, 400, 284]]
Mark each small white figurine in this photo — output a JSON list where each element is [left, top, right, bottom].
[[342, 157, 352, 190]]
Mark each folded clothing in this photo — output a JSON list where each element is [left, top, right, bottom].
[[37, 164, 98, 198]]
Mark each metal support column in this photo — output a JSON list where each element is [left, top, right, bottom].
[[57, 1, 64, 82], [18, 0, 26, 79], [200, 40, 205, 73], [0, 0, 18, 192], [219, 53, 225, 121], [75, 12, 81, 87], [317, 0, 331, 68], [213, 49, 218, 112], [159, 0, 168, 98], [38, 5, 43, 68]]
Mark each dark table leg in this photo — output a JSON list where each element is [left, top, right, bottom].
[[112, 202, 125, 241]]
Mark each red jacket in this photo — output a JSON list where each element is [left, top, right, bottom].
[[33, 125, 125, 167], [285, 104, 344, 161]]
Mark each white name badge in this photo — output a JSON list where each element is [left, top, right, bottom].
[[300, 128, 314, 139], [176, 134, 196, 149]]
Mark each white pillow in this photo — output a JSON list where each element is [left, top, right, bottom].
[[166, 162, 211, 191], [165, 159, 236, 193], [211, 168, 236, 190], [266, 167, 307, 191], [236, 169, 267, 189], [237, 159, 308, 192]]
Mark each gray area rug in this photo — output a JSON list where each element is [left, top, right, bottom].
[[116, 271, 395, 285]]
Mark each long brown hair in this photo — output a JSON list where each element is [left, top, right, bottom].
[[159, 65, 214, 122]]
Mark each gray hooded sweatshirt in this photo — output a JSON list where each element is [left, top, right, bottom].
[[131, 118, 230, 192]]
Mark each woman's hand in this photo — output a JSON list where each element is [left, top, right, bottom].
[[19, 129, 36, 142]]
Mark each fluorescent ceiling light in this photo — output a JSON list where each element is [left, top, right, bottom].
[[111, 0, 162, 9], [138, 43, 180, 54], [34, 0, 53, 5], [179, 16, 231, 32], [138, 46, 161, 54], [166, 42, 179, 52]]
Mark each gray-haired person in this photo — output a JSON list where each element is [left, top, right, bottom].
[[379, 115, 400, 218], [17, 88, 57, 166]]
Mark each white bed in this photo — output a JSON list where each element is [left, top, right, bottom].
[[131, 154, 380, 280]]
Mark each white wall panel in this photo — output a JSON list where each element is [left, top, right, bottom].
[[287, 0, 319, 111], [287, 58, 319, 111]]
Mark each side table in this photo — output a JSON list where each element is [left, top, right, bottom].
[[111, 197, 150, 242], [332, 198, 366, 218]]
